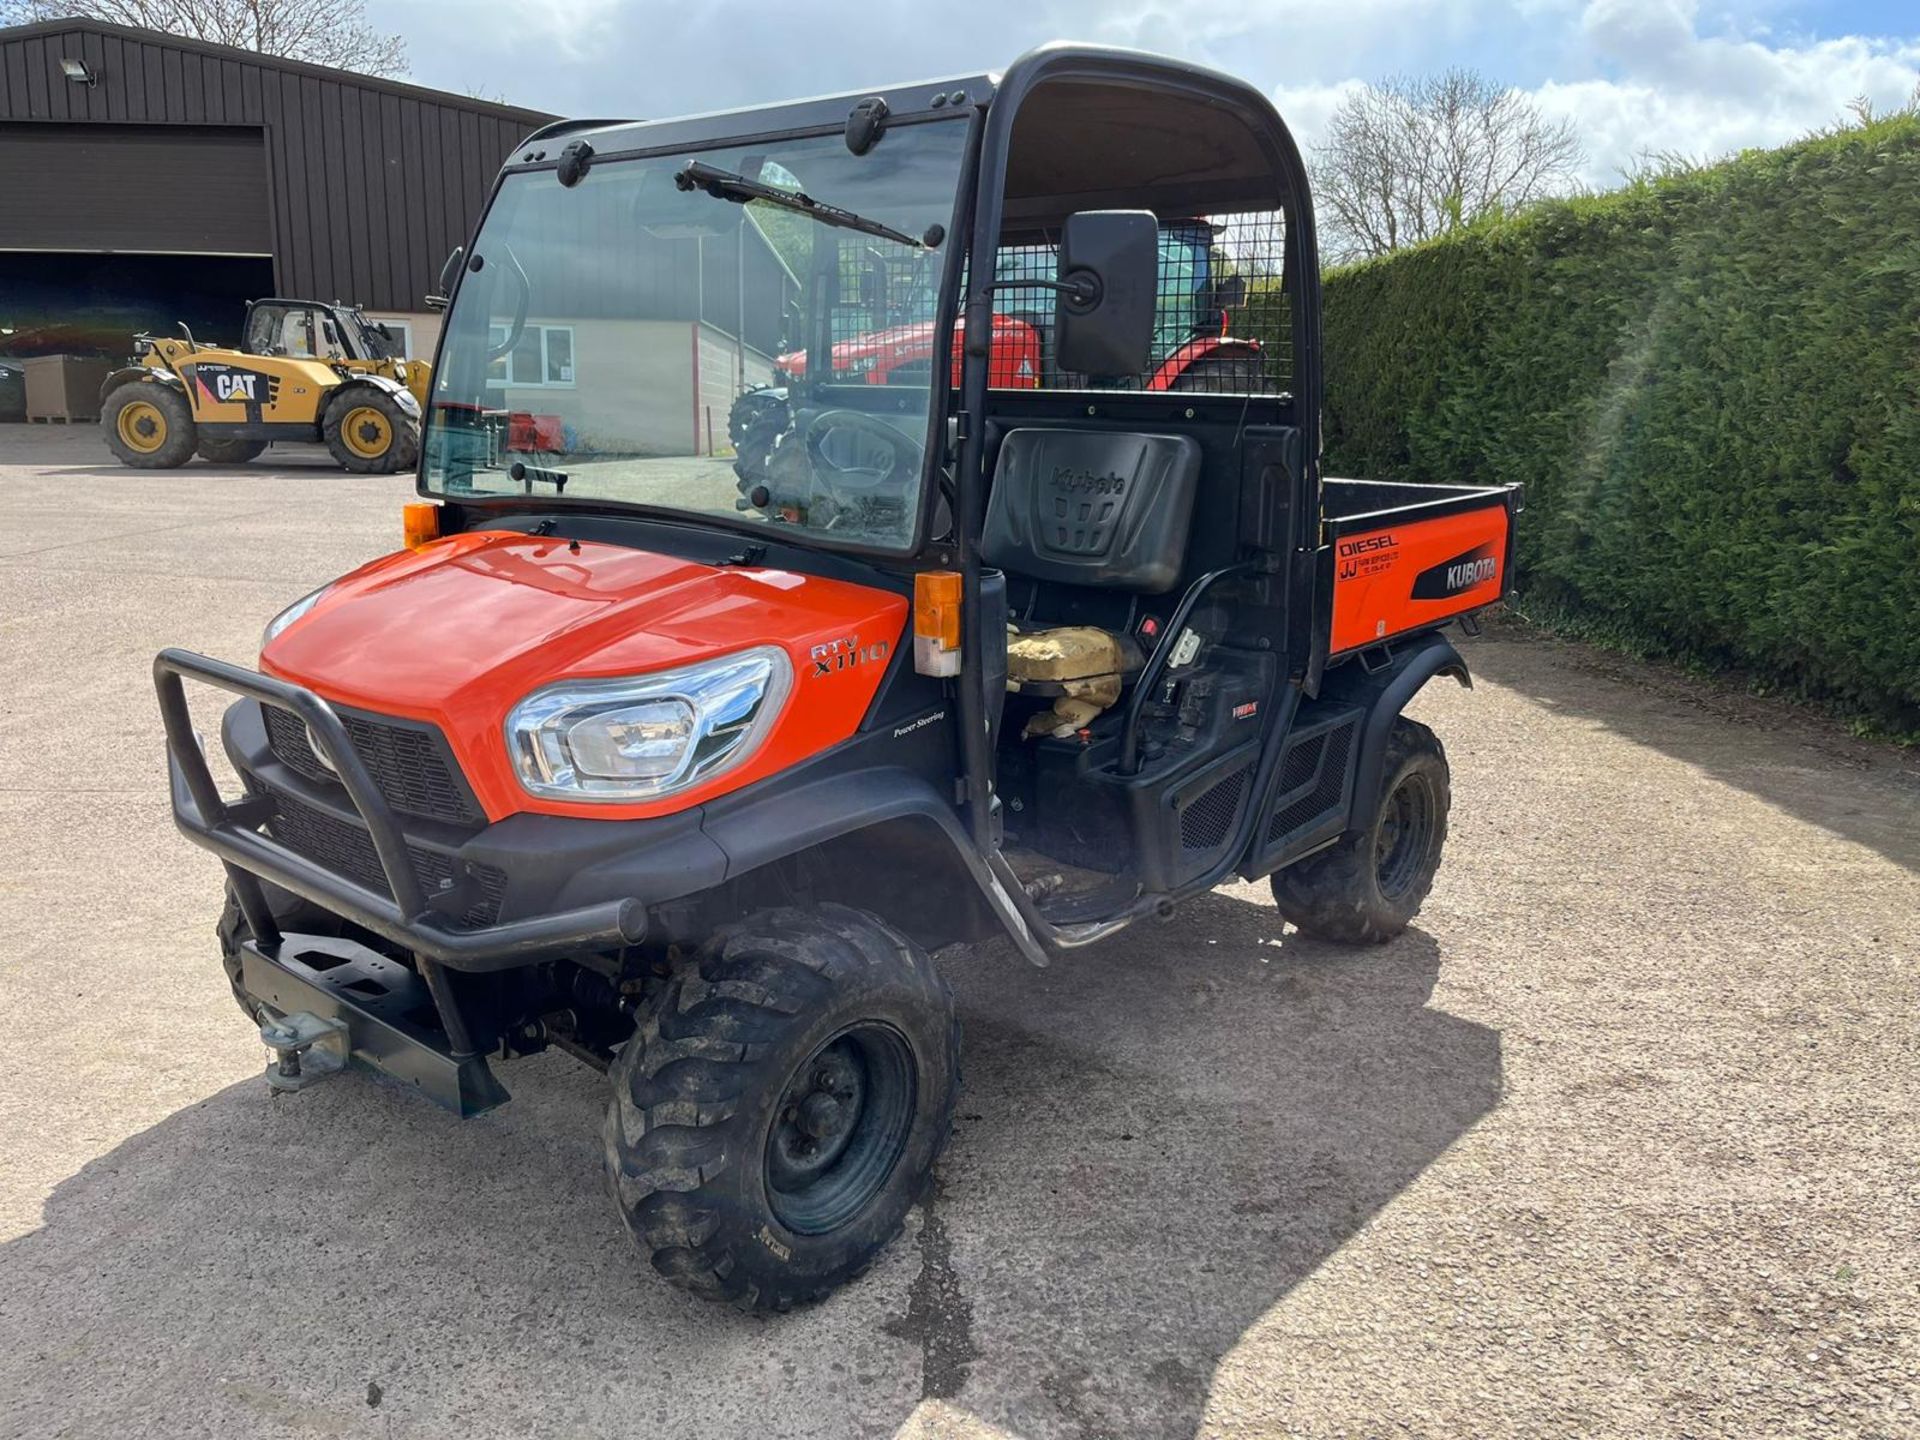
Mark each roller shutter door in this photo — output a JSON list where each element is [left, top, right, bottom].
[[0, 122, 269, 255]]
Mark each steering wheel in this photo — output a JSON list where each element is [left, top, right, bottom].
[[802, 409, 923, 520], [484, 244, 532, 363]]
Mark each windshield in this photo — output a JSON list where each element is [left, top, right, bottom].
[[423, 118, 969, 552]]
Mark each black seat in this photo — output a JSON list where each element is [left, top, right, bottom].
[[983, 428, 1202, 737], [982, 428, 1201, 595]]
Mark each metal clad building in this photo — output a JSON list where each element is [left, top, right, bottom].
[[0, 17, 556, 358]]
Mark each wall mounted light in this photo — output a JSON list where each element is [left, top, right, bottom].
[[59, 57, 97, 87]]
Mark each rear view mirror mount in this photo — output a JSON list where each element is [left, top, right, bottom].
[[426, 246, 463, 311]]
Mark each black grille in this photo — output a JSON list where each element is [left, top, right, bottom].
[[264, 786, 506, 930], [263, 703, 482, 825], [1268, 720, 1355, 844], [1181, 767, 1249, 852]]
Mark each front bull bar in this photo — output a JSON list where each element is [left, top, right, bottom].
[[153, 647, 649, 969]]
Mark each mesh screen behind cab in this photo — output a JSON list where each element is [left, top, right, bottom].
[[818, 210, 1290, 396], [988, 211, 1290, 394]]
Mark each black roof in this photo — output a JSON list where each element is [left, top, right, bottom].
[[0, 16, 554, 125], [515, 73, 998, 159]]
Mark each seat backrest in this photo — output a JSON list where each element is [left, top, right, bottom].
[[981, 428, 1201, 595]]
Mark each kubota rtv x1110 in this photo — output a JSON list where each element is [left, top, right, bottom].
[[156, 45, 1519, 1310]]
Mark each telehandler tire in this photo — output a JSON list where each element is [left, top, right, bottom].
[[104, 381, 197, 469], [604, 903, 959, 1311], [217, 882, 343, 1023], [196, 437, 269, 465], [323, 388, 417, 474], [1270, 717, 1450, 944]]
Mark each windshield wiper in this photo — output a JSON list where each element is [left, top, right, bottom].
[[675, 161, 935, 250]]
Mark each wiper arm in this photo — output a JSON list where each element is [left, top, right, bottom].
[[675, 161, 934, 250]]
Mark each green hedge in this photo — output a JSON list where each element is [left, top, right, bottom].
[[1305, 117, 1920, 731]]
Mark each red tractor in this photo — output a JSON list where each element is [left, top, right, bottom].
[[730, 219, 1265, 509]]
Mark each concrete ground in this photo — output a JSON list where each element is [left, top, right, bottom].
[[0, 423, 1915, 1439]]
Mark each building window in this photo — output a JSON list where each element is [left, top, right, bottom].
[[486, 324, 576, 388], [371, 319, 414, 357]]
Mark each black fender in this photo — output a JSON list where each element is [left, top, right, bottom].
[[1322, 631, 1471, 828], [456, 710, 1047, 966], [100, 366, 181, 407], [327, 373, 421, 419]]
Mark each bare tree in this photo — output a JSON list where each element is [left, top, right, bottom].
[[1312, 69, 1584, 263], [0, 0, 407, 77]]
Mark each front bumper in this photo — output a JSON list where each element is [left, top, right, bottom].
[[156, 648, 650, 971]]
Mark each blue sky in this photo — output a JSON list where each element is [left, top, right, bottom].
[[389, 0, 1920, 188]]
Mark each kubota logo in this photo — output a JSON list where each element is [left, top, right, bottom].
[[1411, 543, 1501, 600]]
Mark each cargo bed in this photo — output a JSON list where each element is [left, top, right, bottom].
[[1320, 477, 1522, 657]]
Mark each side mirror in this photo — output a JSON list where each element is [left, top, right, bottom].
[[427, 246, 464, 311], [1055, 210, 1158, 378]]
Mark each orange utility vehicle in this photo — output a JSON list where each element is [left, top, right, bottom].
[[154, 46, 1519, 1311]]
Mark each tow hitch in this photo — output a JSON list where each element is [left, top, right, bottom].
[[259, 1011, 349, 1093]]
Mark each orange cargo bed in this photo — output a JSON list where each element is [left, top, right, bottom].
[[1321, 478, 1522, 657]]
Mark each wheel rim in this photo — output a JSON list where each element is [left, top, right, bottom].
[[764, 1022, 916, 1235], [1374, 771, 1437, 900], [340, 405, 392, 458], [117, 399, 167, 453]]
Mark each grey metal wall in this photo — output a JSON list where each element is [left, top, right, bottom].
[[0, 19, 556, 312]]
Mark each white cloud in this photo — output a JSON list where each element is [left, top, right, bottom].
[[394, 0, 1919, 194], [1539, 0, 1920, 181], [1268, 0, 1920, 187]]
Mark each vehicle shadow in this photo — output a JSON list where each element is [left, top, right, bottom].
[[47, 457, 353, 478], [0, 890, 1500, 1439], [1463, 623, 1920, 874]]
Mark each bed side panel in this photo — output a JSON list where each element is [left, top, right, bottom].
[[1329, 503, 1509, 654]]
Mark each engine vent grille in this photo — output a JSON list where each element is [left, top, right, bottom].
[[1181, 766, 1249, 852], [264, 786, 505, 931], [1267, 719, 1355, 844], [263, 703, 482, 826]]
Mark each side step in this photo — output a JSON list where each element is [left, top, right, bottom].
[[240, 934, 509, 1117]]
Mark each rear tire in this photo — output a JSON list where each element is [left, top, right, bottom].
[[1168, 354, 1270, 394], [196, 437, 269, 464], [604, 903, 959, 1311], [1269, 717, 1450, 944], [323, 388, 417, 473], [104, 382, 196, 468]]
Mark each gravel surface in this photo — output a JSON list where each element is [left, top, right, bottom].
[[1, 425, 1915, 1439]]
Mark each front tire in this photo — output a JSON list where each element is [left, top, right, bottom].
[[604, 904, 958, 1311], [104, 382, 196, 468], [323, 388, 418, 473], [1270, 717, 1451, 944], [217, 882, 343, 1022]]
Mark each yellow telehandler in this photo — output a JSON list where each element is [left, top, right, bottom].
[[102, 298, 430, 473]]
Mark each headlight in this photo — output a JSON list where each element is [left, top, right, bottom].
[[506, 647, 791, 802], [841, 354, 879, 376], [260, 584, 331, 651]]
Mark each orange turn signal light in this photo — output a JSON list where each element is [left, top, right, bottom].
[[913, 570, 963, 677], [402, 500, 441, 551]]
